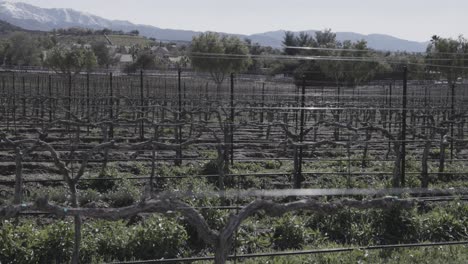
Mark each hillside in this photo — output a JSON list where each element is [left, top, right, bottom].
[[53, 33, 154, 47], [0, 18, 22, 33], [0, 1, 430, 52]]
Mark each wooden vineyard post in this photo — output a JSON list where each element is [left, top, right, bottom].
[[175, 68, 182, 166], [22, 76, 26, 118], [109, 72, 114, 139], [12, 73, 16, 134], [140, 71, 145, 140], [389, 82, 393, 132], [68, 73, 72, 118], [230, 73, 235, 166], [387, 81, 393, 157], [260, 82, 266, 137], [450, 83, 455, 162], [295, 83, 299, 135], [151, 126, 157, 194], [260, 82, 265, 124], [295, 75, 306, 189], [334, 83, 341, 141], [67, 73, 72, 133], [183, 81, 186, 108], [36, 75, 40, 118], [48, 75, 53, 122], [86, 74, 90, 134], [423, 85, 428, 135], [401, 66, 408, 187], [162, 78, 167, 120], [347, 134, 352, 188]]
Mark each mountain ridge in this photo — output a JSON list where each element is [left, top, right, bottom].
[[0, 1, 429, 52]]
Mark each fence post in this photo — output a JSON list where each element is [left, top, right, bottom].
[[49, 75, 53, 122], [12, 73, 16, 134], [295, 75, 306, 189], [67, 73, 72, 133], [260, 82, 265, 124], [22, 76, 26, 117], [230, 73, 235, 166], [401, 66, 408, 187], [85, 74, 90, 134], [68, 73, 72, 118], [36, 75, 40, 118], [140, 70, 145, 140], [450, 83, 455, 162], [109, 72, 114, 139], [175, 68, 182, 166]]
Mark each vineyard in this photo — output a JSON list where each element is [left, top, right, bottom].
[[0, 69, 467, 264]]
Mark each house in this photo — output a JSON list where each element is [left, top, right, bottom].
[[119, 54, 133, 63], [114, 53, 133, 65], [150, 46, 170, 58], [169, 56, 190, 68]]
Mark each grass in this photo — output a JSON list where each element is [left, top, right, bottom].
[[4, 150, 468, 263], [107, 35, 154, 46], [222, 244, 468, 264]]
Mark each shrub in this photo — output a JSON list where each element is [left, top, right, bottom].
[[78, 189, 101, 206], [129, 215, 188, 260], [105, 178, 139, 207], [0, 220, 36, 264], [31, 187, 68, 205], [202, 160, 236, 188], [419, 204, 468, 241], [0, 220, 74, 264], [201, 159, 220, 175], [273, 214, 307, 250], [236, 219, 272, 254], [264, 160, 282, 170], [84, 220, 131, 262], [35, 221, 74, 263], [106, 190, 136, 207], [306, 209, 374, 245], [88, 170, 117, 193], [372, 206, 419, 244]]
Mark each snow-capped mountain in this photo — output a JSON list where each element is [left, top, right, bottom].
[[0, 1, 429, 52], [0, 1, 134, 30]]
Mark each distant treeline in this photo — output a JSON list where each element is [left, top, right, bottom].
[[52, 27, 140, 37]]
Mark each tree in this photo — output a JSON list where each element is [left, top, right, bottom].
[[125, 52, 167, 73], [279, 29, 387, 86], [190, 32, 251, 90], [45, 47, 97, 75], [0, 42, 10, 66], [245, 38, 276, 73], [296, 32, 315, 48], [426, 35, 468, 84], [282, 31, 298, 55], [384, 51, 427, 80], [92, 42, 118, 68], [5, 32, 41, 66], [315, 29, 336, 47], [285, 30, 335, 84], [318, 40, 382, 87]]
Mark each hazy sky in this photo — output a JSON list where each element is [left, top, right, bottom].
[[9, 0, 468, 42]]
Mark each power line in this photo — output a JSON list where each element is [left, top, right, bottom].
[[189, 52, 468, 70]]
